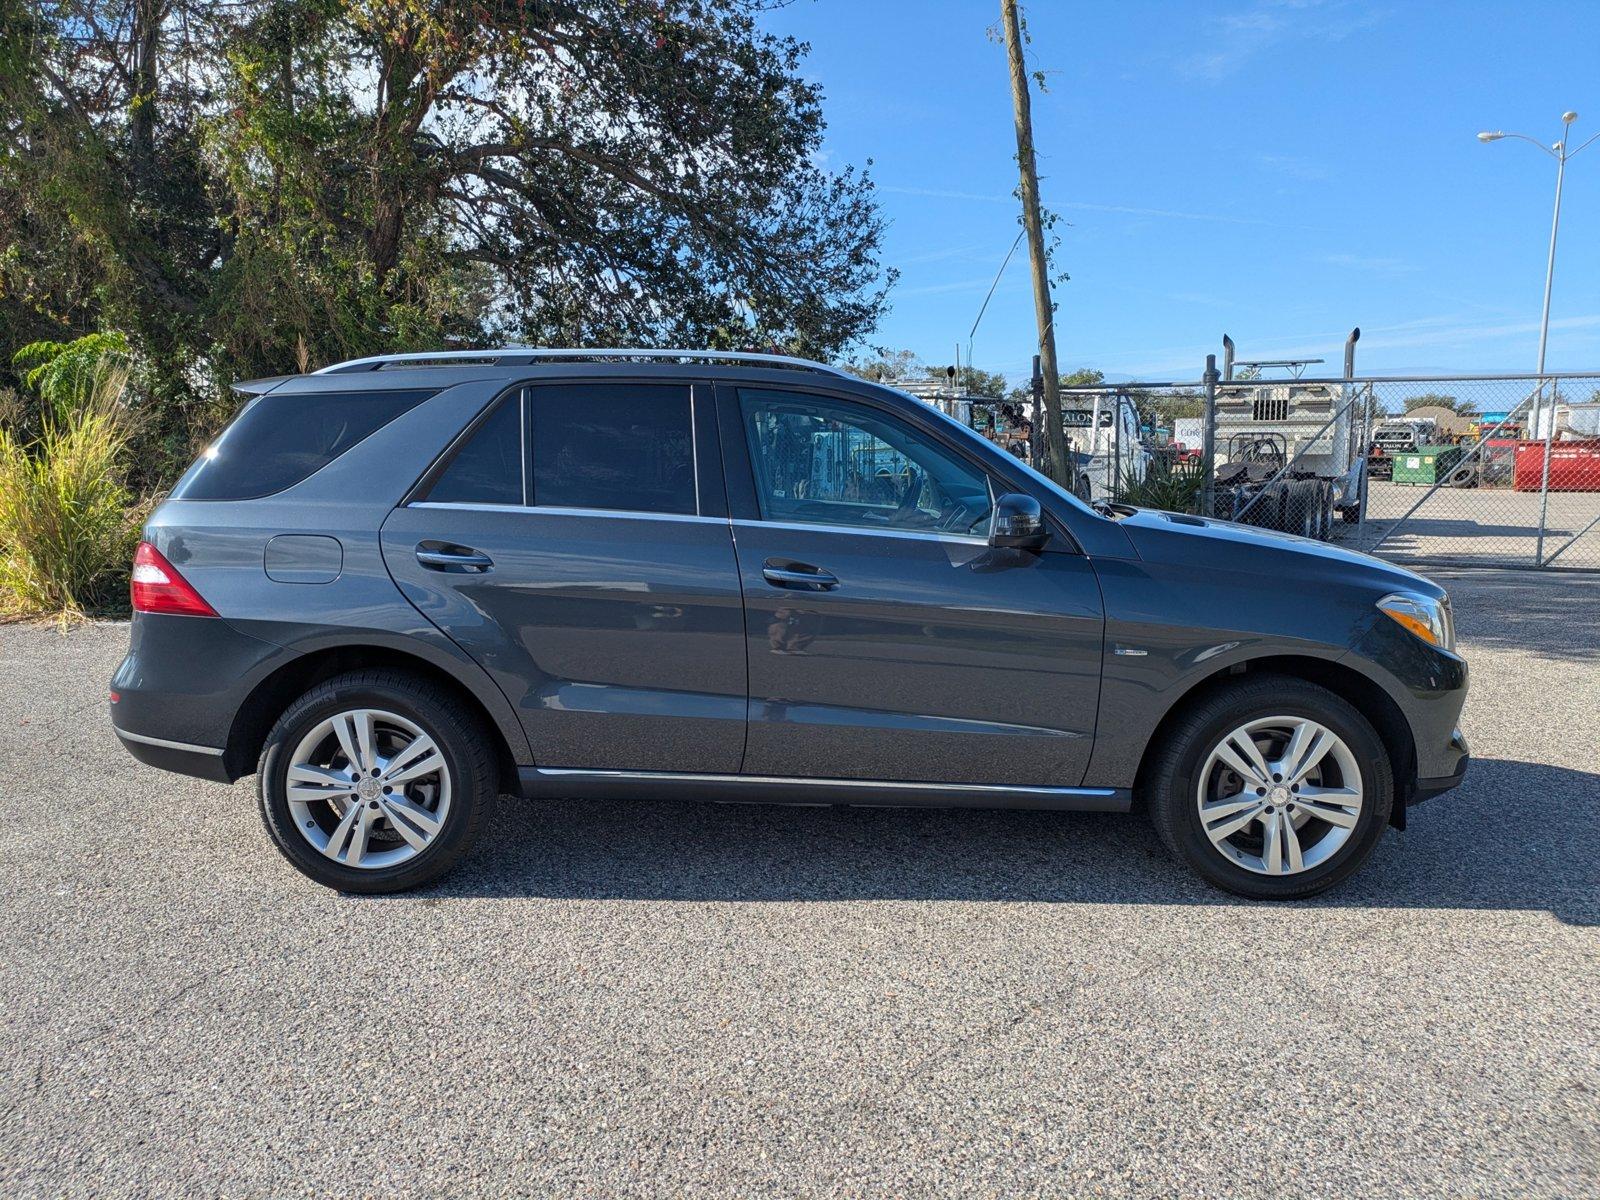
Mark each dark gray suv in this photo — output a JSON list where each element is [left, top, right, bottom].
[[109, 350, 1468, 898]]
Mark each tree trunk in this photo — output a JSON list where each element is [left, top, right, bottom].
[[1000, 0, 1069, 486], [368, 196, 403, 278], [130, 0, 162, 195]]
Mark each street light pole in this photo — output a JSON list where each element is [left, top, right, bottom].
[[1535, 132, 1567, 378], [1478, 112, 1600, 562]]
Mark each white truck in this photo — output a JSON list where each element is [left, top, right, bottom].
[[1061, 392, 1148, 502], [1209, 379, 1365, 537]]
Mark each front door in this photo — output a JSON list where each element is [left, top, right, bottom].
[[382, 379, 747, 773], [720, 385, 1105, 787]]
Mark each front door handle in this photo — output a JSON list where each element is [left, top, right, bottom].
[[762, 559, 838, 591], [416, 544, 494, 572]]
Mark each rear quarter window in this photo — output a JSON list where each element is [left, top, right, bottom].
[[171, 389, 436, 501]]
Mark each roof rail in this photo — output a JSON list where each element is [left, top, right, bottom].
[[313, 347, 855, 379]]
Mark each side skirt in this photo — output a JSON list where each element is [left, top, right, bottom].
[[515, 768, 1131, 812]]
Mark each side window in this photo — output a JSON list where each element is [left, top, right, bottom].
[[529, 383, 697, 515], [421, 393, 524, 505], [171, 388, 436, 501], [739, 389, 994, 535]]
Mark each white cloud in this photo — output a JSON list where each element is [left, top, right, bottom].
[[1181, 0, 1388, 83]]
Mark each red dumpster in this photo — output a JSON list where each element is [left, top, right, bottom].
[[1513, 439, 1600, 491]]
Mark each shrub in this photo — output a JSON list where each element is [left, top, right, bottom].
[[0, 369, 141, 619], [1117, 455, 1207, 514], [11, 332, 132, 424]]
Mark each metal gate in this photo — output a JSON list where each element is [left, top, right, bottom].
[[1044, 371, 1600, 570]]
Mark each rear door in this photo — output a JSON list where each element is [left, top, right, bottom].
[[382, 379, 747, 772], [718, 383, 1104, 787]]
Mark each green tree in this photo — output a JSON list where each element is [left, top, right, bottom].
[[209, 0, 891, 376], [1, 0, 221, 473], [842, 348, 923, 383], [939, 365, 1007, 398], [3, 0, 894, 472]]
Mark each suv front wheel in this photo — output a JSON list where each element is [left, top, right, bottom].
[[1144, 676, 1394, 899], [257, 670, 496, 893]]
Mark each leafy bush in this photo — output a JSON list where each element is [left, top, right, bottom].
[[0, 367, 140, 619], [12, 333, 131, 423], [1117, 455, 1207, 514]]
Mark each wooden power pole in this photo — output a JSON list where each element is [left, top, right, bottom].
[[1000, 0, 1069, 485]]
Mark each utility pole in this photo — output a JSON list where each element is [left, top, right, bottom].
[[1000, 0, 1068, 484]]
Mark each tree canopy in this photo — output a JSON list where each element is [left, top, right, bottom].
[[2, 0, 894, 473]]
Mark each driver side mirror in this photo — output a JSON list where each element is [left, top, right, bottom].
[[989, 493, 1049, 551]]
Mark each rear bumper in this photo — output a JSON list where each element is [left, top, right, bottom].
[[113, 728, 233, 783], [109, 612, 291, 781]]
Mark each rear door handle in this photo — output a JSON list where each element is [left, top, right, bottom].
[[416, 544, 494, 572], [762, 560, 838, 591]]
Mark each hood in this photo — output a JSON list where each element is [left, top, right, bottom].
[[1114, 507, 1443, 598]]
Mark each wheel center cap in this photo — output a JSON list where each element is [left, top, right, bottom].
[[1269, 785, 1291, 806], [357, 777, 380, 802]]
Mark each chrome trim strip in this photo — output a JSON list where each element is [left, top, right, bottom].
[[316, 347, 854, 379], [530, 767, 1117, 798], [731, 518, 989, 546], [113, 727, 225, 756], [407, 502, 728, 525]]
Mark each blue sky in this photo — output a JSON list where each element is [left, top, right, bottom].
[[760, 0, 1600, 382]]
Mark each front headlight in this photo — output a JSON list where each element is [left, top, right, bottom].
[[1377, 591, 1455, 652]]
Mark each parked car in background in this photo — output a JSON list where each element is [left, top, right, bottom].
[[110, 350, 1469, 900]]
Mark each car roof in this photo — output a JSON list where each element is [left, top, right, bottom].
[[235, 348, 922, 408]]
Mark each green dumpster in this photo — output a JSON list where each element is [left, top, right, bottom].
[[1391, 444, 1465, 486]]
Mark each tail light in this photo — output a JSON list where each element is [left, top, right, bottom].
[[131, 541, 218, 617]]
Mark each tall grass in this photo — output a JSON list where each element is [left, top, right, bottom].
[[0, 368, 141, 619]]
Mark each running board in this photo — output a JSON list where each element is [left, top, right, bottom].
[[516, 768, 1131, 812]]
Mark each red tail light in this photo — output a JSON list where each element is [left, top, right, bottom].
[[131, 541, 218, 617]]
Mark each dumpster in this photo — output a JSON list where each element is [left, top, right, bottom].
[[1513, 439, 1600, 491], [1391, 444, 1465, 486]]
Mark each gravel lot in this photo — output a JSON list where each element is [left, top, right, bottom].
[[2, 569, 1597, 1198], [1341, 480, 1600, 569]]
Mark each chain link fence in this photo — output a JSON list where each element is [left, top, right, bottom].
[[1009, 370, 1600, 571]]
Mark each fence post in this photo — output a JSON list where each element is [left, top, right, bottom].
[[1200, 354, 1219, 518], [1356, 383, 1373, 547], [1533, 378, 1558, 566]]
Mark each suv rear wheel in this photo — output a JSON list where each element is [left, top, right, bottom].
[[1144, 676, 1394, 899], [257, 670, 496, 893]]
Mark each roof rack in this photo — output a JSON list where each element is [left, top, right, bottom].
[[313, 347, 854, 379]]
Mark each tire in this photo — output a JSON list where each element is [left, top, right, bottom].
[[1143, 676, 1394, 900], [1295, 481, 1318, 538], [1268, 485, 1293, 532], [257, 670, 497, 893]]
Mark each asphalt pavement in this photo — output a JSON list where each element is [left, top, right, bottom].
[[1, 568, 1596, 1198]]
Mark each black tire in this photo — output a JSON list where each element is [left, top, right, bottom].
[[1142, 676, 1394, 900], [1268, 484, 1293, 532], [257, 670, 497, 893], [1295, 481, 1318, 538]]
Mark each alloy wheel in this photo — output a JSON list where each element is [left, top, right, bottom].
[[285, 708, 452, 870], [1194, 715, 1363, 877]]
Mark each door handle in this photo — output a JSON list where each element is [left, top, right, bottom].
[[762, 560, 838, 591], [416, 545, 494, 572]]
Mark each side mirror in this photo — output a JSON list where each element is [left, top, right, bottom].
[[989, 493, 1049, 551]]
